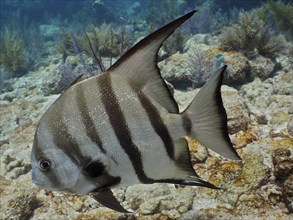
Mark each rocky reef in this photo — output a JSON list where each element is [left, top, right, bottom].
[[1, 32, 293, 220]]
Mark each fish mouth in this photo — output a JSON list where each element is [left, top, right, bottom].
[[32, 180, 44, 187], [31, 170, 44, 187]]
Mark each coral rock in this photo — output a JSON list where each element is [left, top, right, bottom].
[[249, 55, 276, 80], [221, 86, 251, 134], [287, 117, 293, 136], [224, 52, 251, 85]]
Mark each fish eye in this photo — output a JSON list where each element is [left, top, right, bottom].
[[39, 159, 51, 172]]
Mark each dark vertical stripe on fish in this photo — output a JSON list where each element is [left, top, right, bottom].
[[47, 166, 62, 189], [130, 83, 175, 160], [75, 85, 107, 154], [33, 134, 62, 188], [182, 114, 192, 135], [48, 98, 85, 165], [97, 74, 153, 183]]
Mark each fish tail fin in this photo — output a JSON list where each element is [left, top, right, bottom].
[[182, 65, 241, 160]]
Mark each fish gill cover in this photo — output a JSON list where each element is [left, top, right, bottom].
[[0, 0, 293, 219]]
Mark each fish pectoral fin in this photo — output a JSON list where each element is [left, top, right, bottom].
[[174, 137, 195, 176], [92, 189, 131, 213], [107, 11, 197, 114]]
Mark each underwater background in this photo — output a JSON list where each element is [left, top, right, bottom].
[[0, 0, 293, 219]]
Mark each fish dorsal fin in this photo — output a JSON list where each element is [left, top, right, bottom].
[[92, 189, 131, 213], [108, 10, 196, 113]]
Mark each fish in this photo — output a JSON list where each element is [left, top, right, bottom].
[[31, 10, 241, 213]]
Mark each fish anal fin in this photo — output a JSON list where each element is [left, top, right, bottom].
[[174, 137, 195, 176], [92, 189, 131, 213], [107, 11, 197, 113], [171, 138, 221, 189], [155, 177, 221, 189]]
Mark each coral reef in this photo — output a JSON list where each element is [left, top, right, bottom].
[[219, 11, 287, 59], [186, 49, 214, 87], [0, 1, 293, 219], [1, 45, 293, 220], [56, 22, 125, 86], [160, 35, 273, 87], [188, 2, 217, 34], [58, 24, 121, 61], [89, 23, 120, 57], [57, 60, 82, 92], [219, 11, 263, 52], [256, 26, 287, 59], [265, 0, 293, 38], [223, 51, 251, 85], [57, 24, 124, 92], [0, 177, 39, 220], [39, 24, 60, 41], [0, 24, 45, 79], [162, 29, 188, 56], [0, 28, 25, 73], [249, 55, 276, 80], [57, 31, 75, 58]]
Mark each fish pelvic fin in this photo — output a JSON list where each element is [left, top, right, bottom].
[[182, 66, 241, 160], [92, 189, 131, 213]]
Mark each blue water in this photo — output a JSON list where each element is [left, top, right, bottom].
[[0, 0, 266, 25], [0, 0, 292, 90]]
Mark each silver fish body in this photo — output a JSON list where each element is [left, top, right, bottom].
[[31, 10, 240, 212]]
